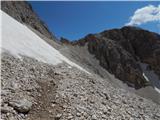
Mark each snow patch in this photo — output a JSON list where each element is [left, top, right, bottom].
[[142, 73, 150, 82], [140, 63, 160, 94], [1, 10, 89, 74], [155, 87, 160, 94]]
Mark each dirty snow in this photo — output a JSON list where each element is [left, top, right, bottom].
[[140, 63, 160, 94], [0, 10, 89, 74]]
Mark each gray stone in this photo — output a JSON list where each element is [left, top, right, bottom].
[[1, 90, 10, 96], [76, 112, 81, 117], [91, 114, 97, 120], [67, 115, 73, 119], [1, 107, 13, 113], [55, 113, 62, 120], [103, 92, 109, 100], [9, 99, 32, 113]]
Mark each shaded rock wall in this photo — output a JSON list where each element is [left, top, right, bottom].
[[101, 26, 160, 79], [68, 27, 160, 88]]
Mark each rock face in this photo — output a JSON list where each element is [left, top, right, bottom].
[[101, 27, 160, 77], [1, 1, 54, 40], [68, 27, 160, 88]]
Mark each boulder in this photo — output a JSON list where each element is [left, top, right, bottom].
[[9, 99, 32, 113]]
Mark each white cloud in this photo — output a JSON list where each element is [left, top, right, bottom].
[[126, 5, 160, 26]]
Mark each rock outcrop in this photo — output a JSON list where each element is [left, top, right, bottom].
[[101, 26, 160, 77], [1, 1, 54, 40], [67, 26, 160, 88]]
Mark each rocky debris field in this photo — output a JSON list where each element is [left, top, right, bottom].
[[1, 52, 160, 120]]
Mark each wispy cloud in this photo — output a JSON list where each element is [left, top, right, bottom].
[[126, 5, 160, 26]]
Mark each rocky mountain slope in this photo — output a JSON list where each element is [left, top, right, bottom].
[[2, 52, 160, 120], [61, 27, 160, 90], [100, 27, 160, 80], [1, 1, 54, 40], [1, 1, 160, 120], [3, 1, 160, 90]]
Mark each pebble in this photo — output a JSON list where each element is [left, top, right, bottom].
[[55, 113, 62, 120], [67, 115, 73, 119], [1, 107, 13, 113], [91, 114, 97, 120], [76, 112, 81, 117]]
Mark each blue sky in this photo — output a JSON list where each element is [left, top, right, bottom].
[[29, 1, 160, 41]]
